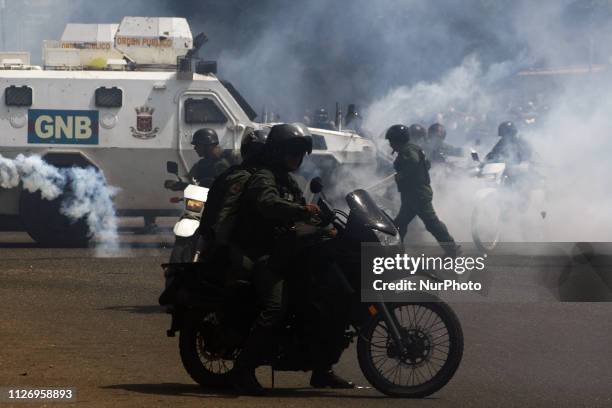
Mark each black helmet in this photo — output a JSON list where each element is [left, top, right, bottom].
[[314, 108, 329, 123], [409, 123, 427, 141], [240, 129, 267, 159], [191, 128, 219, 145], [266, 123, 313, 157], [385, 124, 410, 144], [428, 123, 446, 140], [498, 121, 517, 138]]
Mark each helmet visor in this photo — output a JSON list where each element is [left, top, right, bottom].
[[283, 136, 312, 155]]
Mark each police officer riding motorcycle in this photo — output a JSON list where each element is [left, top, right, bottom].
[[230, 124, 352, 394], [485, 121, 532, 166], [160, 125, 464, 398], [188, 128, 232, 188], [471, 121, 544, 251]]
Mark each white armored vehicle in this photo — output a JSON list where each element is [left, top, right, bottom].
[[0, 17, 375, 246]]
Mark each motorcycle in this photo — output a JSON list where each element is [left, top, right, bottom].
[[470, 152, 547, 252], [164, 160, 209, 264], [159, 178, 464, 398]]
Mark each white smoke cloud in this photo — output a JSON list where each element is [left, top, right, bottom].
[[13, 154, 66, 200], [60, 166, 120, 247], [0, 155, 20, 189], [359, 1, 612, 244], [0, 154, 120, 249]]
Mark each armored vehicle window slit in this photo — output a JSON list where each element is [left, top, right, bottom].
[[311, 134, 328, 150], [95, 87, 123, 108], [5, 86, 33, 107], [184, 98, 228, 124]]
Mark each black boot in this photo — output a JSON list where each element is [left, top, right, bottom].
[[443, 243, 462, 258], [232, 367, 264, 396], [310, 369, 355, 389], [232, 327, 273, 396]]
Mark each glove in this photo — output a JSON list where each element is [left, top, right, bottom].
[[304, 204, 321, 216], [326, 227, 338, 238]]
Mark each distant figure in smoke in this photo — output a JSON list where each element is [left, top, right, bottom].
[[408, 123, 427, 148], [312, 108, 334, 130], [344, 104, 363, 132], [385, 124, 460, 256], [485, 121, 532, 165], [427, 123, 464, 163]]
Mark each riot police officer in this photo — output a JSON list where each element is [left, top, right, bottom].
[[386, 124, 459, 255], [427, 123, 464, 163], [230, 124, 353, 395], [408, 123, 428, 153], [312, 107, 334, 130], [200, 129, 268, 248], [485, 121, 532, 164], [188, 128, 231, 187], [230, 124, 319, 395]]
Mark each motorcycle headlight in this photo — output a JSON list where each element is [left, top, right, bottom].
[[373, 229, 401, 246], [185, 199, 205, 213]]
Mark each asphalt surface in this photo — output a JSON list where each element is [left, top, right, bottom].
[[1, 229, 611, 407]]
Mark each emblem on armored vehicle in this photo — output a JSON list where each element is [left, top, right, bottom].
[[130, 106, 159, 139]]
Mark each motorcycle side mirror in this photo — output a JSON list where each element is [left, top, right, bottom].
[[166, 161, 179, 175], [471, 151, 480, 162], [310, 177, 324, 194]]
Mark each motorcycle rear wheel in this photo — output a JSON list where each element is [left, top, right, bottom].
[[357, 300, 463, 398], [179, 312, 235, 388]]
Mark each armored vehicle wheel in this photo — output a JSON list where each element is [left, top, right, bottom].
[[19, 189, 91, 248]]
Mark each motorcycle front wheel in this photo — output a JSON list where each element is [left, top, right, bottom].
[[357, 300, 463, 398]]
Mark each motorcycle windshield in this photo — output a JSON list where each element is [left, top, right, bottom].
[[345, 189, 397, 235]]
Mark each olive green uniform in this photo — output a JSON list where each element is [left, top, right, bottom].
[[229, 166, 313, 374], [393, 142, 456, 247], [188, 156, 231, 188], [234, 167, 311, 329], [235, 167, 350, 371], [201, 165, 256, 244]]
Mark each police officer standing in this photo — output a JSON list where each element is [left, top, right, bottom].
[[386, 124, 460, 255], [188, 128, 231, 188]]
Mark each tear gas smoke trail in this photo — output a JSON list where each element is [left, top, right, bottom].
[[60, 166, 120, 253], [0, 154, 120, 250]]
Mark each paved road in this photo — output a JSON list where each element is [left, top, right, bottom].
[[1, 231, 611, 407]]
